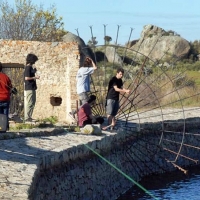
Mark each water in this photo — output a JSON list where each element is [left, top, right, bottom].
[[118, 165, 200, 200]]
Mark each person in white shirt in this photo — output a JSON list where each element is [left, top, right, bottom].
[[69, 57, 97, 120], [76, 57, 97, 105]]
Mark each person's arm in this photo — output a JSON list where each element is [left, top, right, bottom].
[[89, 114, 96, 121], [8, 77, 12, 89], [25, 76, 40, 80], [24, 66, 40, 80], [91, 59, 97, 70], [85, 57, 97, 70], [81, 67, 95, 75], [113, 85, 130, 94]]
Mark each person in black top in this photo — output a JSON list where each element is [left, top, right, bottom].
[[24, 53, 40, 122], [104, 68, 130, 130]]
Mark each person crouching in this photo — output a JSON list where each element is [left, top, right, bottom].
[[78, 95, 104, 127]]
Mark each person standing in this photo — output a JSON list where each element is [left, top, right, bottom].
[[0, 62, 13, 131], [76, 56, 97, 105], [69, 56, 97, 120], [24, 53, 40, 122], [104, 68, 130, 130]]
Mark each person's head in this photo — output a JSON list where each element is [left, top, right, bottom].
[[0, 62, 2, 72], [116, 67, 124, 79], [88, 95, 96, 105], [26, 53, 38, 65], [83, 57, 92, 67]]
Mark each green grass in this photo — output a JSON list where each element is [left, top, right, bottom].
[[10, 123, 38, 131], [39, 116, 58, 124], [185, 70, 200, 87], [10, 116, 59, 131]]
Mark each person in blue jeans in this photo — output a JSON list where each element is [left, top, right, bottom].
[[0, 62, 12, 131], [69, 57, 97, 120]]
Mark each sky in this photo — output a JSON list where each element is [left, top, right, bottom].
[[8, 0, 200, 45]]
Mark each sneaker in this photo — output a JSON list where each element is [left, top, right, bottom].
[[68, 112, 76, 121], [25, 118, 37, 123], [110, 126, 115, 133], [8, 114, 14, 120]]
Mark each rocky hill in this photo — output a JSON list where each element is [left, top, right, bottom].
[[128, 24, 190, 61]]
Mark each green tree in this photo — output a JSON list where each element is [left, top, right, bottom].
[[192, 40, 200, 53], [0, 0, 67, 41], [189, 40, 200, 61]]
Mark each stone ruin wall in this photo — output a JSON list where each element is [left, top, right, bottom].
[[0, 40, 80, 123]]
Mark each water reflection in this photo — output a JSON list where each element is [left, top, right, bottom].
[[118, 166, 200, 200]]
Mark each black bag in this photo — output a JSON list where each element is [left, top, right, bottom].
[[11, 87, 18, 95], [0, 114, 7, 132]]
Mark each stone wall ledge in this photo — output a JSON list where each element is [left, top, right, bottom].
[[1, 119, 200, 200], [0, 127, 133, 200], [0, 127, 67, 140]]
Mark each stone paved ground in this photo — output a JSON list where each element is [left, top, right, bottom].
[[0, 107, 200, 199], [122, 107, 200, 123]]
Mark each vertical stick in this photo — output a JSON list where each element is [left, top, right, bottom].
[[23, 73, 25, 123], [76, 100, 79, 126]]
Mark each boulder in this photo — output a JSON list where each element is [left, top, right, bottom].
[[62, 32, 94, 64], [130, 24, 190, 61], [125, 39, 138, 48], [80, 125, 94, 135], [105, 46, 123, 65], [80, 124, 102, 135]]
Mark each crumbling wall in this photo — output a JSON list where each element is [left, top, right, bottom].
[[0, 40, 80, 122]]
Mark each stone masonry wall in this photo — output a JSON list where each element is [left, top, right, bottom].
[[32, 129, 200, 200], [0, 40, 80, 123]]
